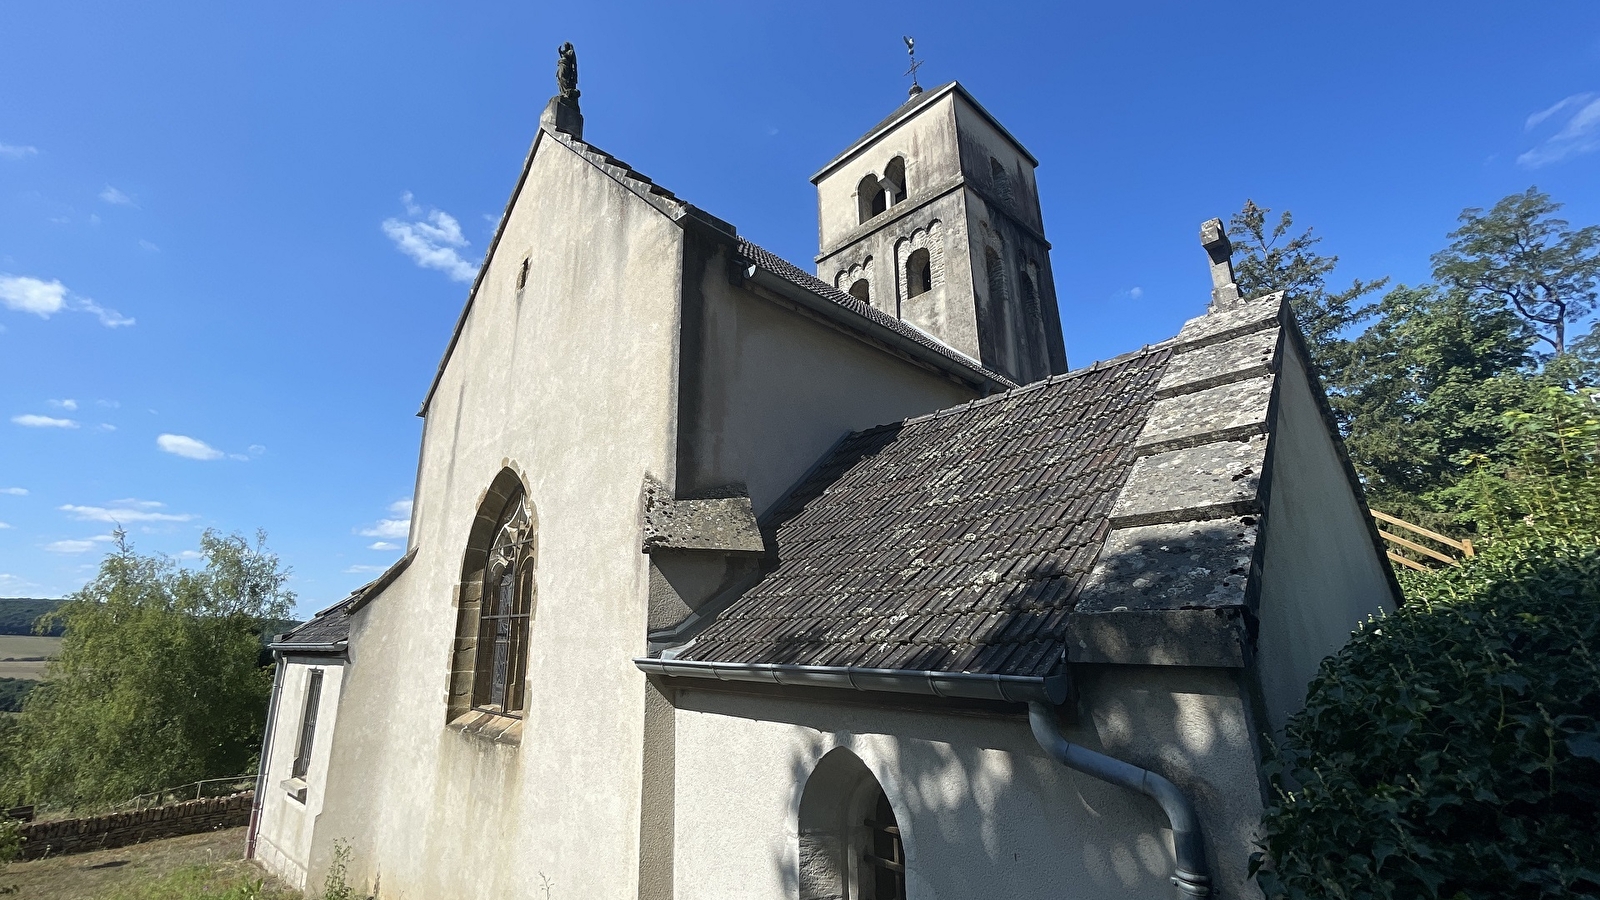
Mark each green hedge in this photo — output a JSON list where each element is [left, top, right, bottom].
[[0, 678, 32, 714], [1253, 534, 1600, 899]]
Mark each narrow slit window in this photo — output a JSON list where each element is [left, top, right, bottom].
[[291, 669, 323, 781]]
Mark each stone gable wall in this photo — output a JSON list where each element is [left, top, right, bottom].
[[18, 790, 253, 859]]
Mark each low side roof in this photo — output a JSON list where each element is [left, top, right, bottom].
[[270, 549, 414, 654], [655, 293, 1385, 683], [674, 344, 1171, 677]]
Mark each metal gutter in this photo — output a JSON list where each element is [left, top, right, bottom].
[[741, 264, 1013, 394], [634, 656, 1069, 705], [266, 639, 347, 654], [245, 657, 285, 860], [1027, 702, 1212, 898]]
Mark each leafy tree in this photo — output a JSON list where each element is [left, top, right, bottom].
[[1438, 385, 1600, 538], [1432, 187, 1600, 356], [1253, 533, 1600, 899], [0, 530, 292, 807], [1336, 285, 1539, 511], [1227, 199, 1388, 376]]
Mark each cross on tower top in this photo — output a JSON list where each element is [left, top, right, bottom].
[[903, 36, 924, 97]]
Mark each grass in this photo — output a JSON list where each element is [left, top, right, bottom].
[[0, 636, 60, 682], [0, 827, 296, 900]]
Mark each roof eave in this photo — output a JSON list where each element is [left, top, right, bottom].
[[634, 656, 1070, 705]]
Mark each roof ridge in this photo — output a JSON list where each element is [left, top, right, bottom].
[[901, 341, 1175, 427]]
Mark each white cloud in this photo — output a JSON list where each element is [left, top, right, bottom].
[[98, 400, 120, 409], [0, 522, 11, 529], [1519, 92, 1600, 168], [99, 186, 135, 206], [0, 488, 26, 496], [0, 275, 67, 317], [138, 239, 160, 253], [177, 549, 202, 560], [382, 193, 479, 283], [50, 399, 78, 411], [359, 518, 410, 539], [45, 534, 115, 554], [61, 501, 194, 524], [389, 499, 413, 517], [345, 564, 388, 574], [13, 414, 78, 428], [76, 297, 135, 327], [368, 541, 398, 550], [100, 423, 116, 431], [0, 143, 39, 159], [0, 273, 133, 327], [247, 444, 266, 456], [157, 433, 224, 460]]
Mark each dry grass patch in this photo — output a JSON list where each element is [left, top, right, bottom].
[[0, 827, 295, 900]]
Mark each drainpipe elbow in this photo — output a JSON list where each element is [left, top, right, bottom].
[[1027, 702, 1211, 899]]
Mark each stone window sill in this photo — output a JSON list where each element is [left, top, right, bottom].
[[448, 709, 523, 746], [280, 777, 307, 804]]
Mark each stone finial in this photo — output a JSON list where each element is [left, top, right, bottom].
[[1200, 217, 1241, 310], [540, 42, 584, 139]]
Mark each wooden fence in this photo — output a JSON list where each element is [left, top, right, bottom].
[[1371, 509, 1475, 571]]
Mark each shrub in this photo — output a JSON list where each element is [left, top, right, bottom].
[[1252, 533, 1600, 899]]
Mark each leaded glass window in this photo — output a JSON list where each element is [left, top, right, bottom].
[[472, 486, 534, 716]]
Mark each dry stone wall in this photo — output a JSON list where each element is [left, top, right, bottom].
[[17, 790, 253, 859]]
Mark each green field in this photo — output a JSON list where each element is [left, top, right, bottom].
[[0, 633, 61, 680]]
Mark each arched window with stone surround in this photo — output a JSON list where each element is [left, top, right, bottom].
[[882, 156, 907, 206], [448, 469, 538, 723], [905, 248, 932, 298], [989, 157, 1013, 206], [858, 174, 887, 224], [849, 279, 871, 304], [798, 748, 907, 900]]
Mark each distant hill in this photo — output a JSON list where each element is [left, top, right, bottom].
[[0, 598, 66, 636]]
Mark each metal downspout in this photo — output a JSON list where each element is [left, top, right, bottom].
[[245, 653, 285, 860], [1027, 702, 1212, 898]]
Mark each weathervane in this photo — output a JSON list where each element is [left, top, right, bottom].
[[903, 36, 924, 97]]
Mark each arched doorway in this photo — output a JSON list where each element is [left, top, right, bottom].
[[798, 748, 906, 900]]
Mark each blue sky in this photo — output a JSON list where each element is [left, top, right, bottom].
[[2, 2, 1597, 615]]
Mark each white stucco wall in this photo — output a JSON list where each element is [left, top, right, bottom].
[[671, 666, 1265, 900], [1254, 342, 1397, 734], [256, 659, 345, 891], [679, 254, 976, 516], [311, 132, 685, 899]]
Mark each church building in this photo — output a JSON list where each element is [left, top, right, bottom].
[[249, 47, 1398, 900]]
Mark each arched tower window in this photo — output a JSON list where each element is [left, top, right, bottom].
[[448, 470, 538, 723], [798, 748, 907, 900], [858, 174, 887, 224], [906, 248, 932, 298], [985, 246, 1008, 306], [1020, 270, 1040, 319], [989, 157, 1013, 206], [882, 156, 907, 205], [849, 279, 871, 304]]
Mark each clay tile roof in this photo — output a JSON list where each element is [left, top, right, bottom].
[[674, 345, 1174, 677]]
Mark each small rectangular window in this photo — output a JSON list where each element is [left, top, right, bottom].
[[291, 669, 324, 780]]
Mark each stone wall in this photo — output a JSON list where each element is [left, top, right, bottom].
[[18, 790, 253, 859]]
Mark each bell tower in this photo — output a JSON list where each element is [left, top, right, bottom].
[[812, 82, 1067, 384]]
